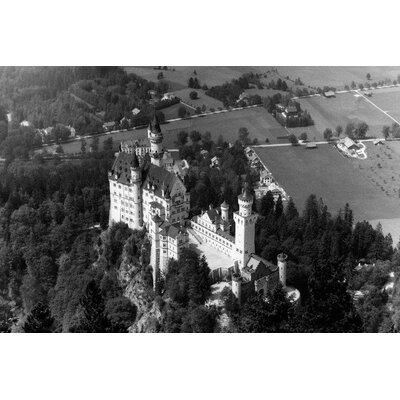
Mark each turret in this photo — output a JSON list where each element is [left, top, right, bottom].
[[148, 113, 164, 165], [233, 183, 258, 269], [221, 200, 229, 221], [129, 152, 143, 230], [150, 213, 163, 291], [237, 183, 253, 217], [232, 273, 242, 306], [277, 253, 287, 288]]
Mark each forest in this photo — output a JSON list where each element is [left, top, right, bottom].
[[0, 124, 398, 332], [0, 67, 168, 140]]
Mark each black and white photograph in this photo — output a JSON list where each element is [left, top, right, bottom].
[[2, 65, 400, 334], [2, 1, 400, 399]]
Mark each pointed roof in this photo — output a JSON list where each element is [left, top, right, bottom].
[[238, 182, 253, 201], [221, 200, 229, 209], [132, 152, 139, 168], [149, 112, 161, 133]]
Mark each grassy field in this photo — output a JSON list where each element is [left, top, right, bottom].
[[253, 144, 400, 223], [288, 92, 394, 140], [173, 88, 224, 111], [159, 107, 288, 146], [277, 66, 400, 90], [352, 141, 400, 200], [125, 66, 265, 90], [44, 107, 288, 154], [159, 102, 194, 120], [125, 66, 400, 94], [365, 86, 400, 123]]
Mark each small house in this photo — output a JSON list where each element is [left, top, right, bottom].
[[342, 137, 359, 151], [131, 108, 141, 116], [161, 93, 175, 101], [306, 142, 317, 149], [103, 121, 116, 132], [324, 91, 336, 98], [210, 156, 220, 168]]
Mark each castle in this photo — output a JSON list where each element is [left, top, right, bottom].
[[108, 114, 298, 302]]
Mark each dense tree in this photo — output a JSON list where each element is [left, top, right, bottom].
[[78, 280, 111, 333], [177, 105, 187, 119], [323, 128, 333, 141], [189, 91, 198, 100], [22, 302, 54, 333], [238, 127, 250, 145]]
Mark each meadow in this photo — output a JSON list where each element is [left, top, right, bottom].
[[173, 88, 224, 111], [289, 92, 394, 140], [124, 66, 269, 90], [277, 66, 400, 90], [252, 144, 400, 223], [365, 86, 400, 123], [44, 107, 288, 154]]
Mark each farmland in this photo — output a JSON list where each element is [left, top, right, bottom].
[[288, 92, 395, 141], [159, 102, 194, 120], [125, 66, 400, 94], [365, 86, 400, 123], [124, 66, 269, 90], [46, 107, 288, 154], [252, 144, 400, 224], [277, 66, 400, 90], [173, 88, 224, 111]]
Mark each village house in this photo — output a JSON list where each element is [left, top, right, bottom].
[[324, 91, 336, 98], [103, 121, 116, 132], [210, 156, 220, 168], [161, 92, 176, 101]]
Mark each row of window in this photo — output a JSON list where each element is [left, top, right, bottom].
[[194, 224, 232, 249]]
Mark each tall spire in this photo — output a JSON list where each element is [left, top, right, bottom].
[[131, 151, 139, 168], [149, 111, 161, 133]]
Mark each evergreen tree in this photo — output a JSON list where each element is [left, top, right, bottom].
[[258, 191, 275, 217], [79, 280, 111, 333], [23, 302, 54, 333]]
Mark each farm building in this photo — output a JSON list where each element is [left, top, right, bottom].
[[103, 121, 116, 132], [306, 142, 317, 149], [259, 169, 273, 186], [210, 156, 220, 168], [132, 108, 141, 116], [162, 93, 176, 101], [324, 91, 336, 98], [341, 137, 359, 151]]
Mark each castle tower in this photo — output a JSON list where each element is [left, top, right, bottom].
[[148, 113, 164, 166], [220, 200, 230, 232], [130, 152, 143, 230], [150, 213, 162, 290], [233, 184, 258, 269], [277, 253, 287, 288], [232, 273, 242, 306], [221, 200, 229, 222]]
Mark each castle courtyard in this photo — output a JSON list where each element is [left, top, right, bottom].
[[188, 236, 234, 270]]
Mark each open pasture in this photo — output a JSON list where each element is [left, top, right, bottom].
[[45, 107, 288, 154], [277, 66, 400, 90], [160, 106, 288, 146], [124, 66, 271, 89], [173, 88, 224, 111], [365, 86, 400, 124], [290, 92, 394, 140], [252, 144, 400, 222], [159, 102, 194, 120]]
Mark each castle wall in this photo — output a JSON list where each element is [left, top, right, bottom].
[[191, 219, 234, 257]]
